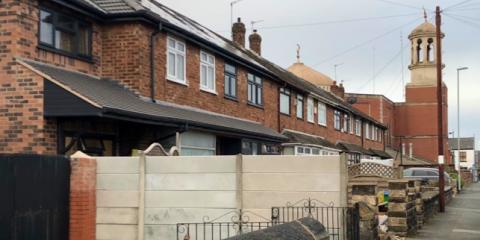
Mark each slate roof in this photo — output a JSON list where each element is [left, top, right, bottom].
[[282, 129, 339, 150], [336, 142, 374, 155], [22, 59, 286, 142], [67, 0, 386, 128], [448, 137, 475, 150]]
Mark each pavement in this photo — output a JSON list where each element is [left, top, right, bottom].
[[408, 182, 480, 240]]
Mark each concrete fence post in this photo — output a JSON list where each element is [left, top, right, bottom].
[[137, 152, 146, 240], [235, 154, 244, 210], [69, 151, 97, 240]]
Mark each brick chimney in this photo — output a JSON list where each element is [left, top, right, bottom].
[[232, 18, 246, 47], [249, 29, 262, 55], [330, 81, 345, 99]]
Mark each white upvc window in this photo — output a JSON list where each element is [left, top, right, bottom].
[[334, 110, 341, 130], [350, 115, 354, 134], [355, 119, 362, 136], [307, 97, 314, 123], [372, 126, 377, 141], [365, 123, 370, 139], [318, 102, 327, 126], [167, 37, 186, 84], [343, 114, 349, 133], [200, 51, 216, 92]]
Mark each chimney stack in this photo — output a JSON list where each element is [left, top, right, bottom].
[[249, 29, 262, 55], [232, 18, 246, 47], [330, 81, 345, 99]]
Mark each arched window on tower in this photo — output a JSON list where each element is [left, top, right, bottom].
[[427, 38, 434, 62], [416, 39, 423, 63]]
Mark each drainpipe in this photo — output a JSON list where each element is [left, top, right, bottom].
[[150, 24, 162, 102]]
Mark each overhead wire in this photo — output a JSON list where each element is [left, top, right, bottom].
[[311, 16, 422, 67], [352, 41, 407, 93], [376, 0, 424, 10], [444, 13, 480, 30], [215, 13, 419, 32], [443, 0, 477, 11]]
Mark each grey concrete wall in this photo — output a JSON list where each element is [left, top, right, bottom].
[[95, 155, 346, 240]]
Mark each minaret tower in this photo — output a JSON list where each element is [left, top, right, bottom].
[[407, 16, 444, 86], [393, 15, 450, 164]]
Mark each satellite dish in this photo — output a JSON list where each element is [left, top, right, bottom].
[[347, 97, 358, 104]]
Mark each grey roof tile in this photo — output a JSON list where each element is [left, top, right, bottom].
[[23, 59, 286, 142], [448, 137, 475, 150]]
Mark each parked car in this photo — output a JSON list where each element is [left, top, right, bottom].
[[403, 167, 452, 185]]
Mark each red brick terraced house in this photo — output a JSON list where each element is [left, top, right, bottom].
[[0, 0, 388, 161]]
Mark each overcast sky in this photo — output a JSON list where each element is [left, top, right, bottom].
[[157, 0, 480, 148]]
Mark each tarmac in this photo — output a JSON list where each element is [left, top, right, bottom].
[[408, 182, 480, 240]]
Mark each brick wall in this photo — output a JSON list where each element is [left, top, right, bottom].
[[69, 154, 97, 240], [0, 0, 386, 154]]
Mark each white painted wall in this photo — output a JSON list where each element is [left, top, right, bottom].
[[95, 154, 347, 240], [453, 149, 476, 169]]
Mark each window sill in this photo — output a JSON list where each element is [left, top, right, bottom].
[[224, 95, 238, 102], [307, 120, 315, 124], [296, 116, 303, 120], [37, 45, 94, 63], [280, 112, 291, 117], [200, 88, 218, 95], [167, 77, 189, 86], [247, 102, 264, 110], [318, 123, 327, 128]]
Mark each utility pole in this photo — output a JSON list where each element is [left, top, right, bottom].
[[435, 6, 445, 213], [457, 67, 468, 191]]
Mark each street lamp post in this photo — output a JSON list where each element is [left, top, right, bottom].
[[456, 67, 468, 191]]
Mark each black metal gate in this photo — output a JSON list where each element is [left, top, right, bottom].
[[271, 198, 360, 240], [0, 154, 70, 240]]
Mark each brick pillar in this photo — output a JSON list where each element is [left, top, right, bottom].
[[69, 152, 96, 240]]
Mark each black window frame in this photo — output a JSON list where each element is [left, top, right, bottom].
[[224, 63, 237, 100], [279, 87, 291, 115], [247, 73, 263, 107], [296, 94, 304, 119], [38, 7, 93, 61]]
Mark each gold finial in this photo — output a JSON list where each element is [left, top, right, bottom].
[[296, 44, 301, 63], [423, 7, 428, 22]]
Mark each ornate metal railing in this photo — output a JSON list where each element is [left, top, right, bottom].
[[176, 209, 274, 240], [271, 198, 359, 240]]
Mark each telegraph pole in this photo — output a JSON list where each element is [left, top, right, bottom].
[[435, 6, 445, 213]]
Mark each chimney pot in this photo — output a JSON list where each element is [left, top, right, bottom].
[[249, 30, 262, 55], [232, 18, 246, 47]]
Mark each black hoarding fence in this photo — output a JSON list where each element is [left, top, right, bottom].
[[0, 154, 70, 240]]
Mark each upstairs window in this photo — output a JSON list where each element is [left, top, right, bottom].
[[167, 37, 187, 84], [318, 102, 327, 126], [349, 115, 354, 134], [334, 110, 341, 130], [224, 64, 237, 99], [307, 97, 314, 123], [365, 123, 370, 139], [200, 51, 216, 92], [296, 94, 304, 119], [343, 114, 351, 133], [247, 73, 263, 106], [355, 119, 362, 136], [280, 88, 291, 115], [39, 9, 92, 58]]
